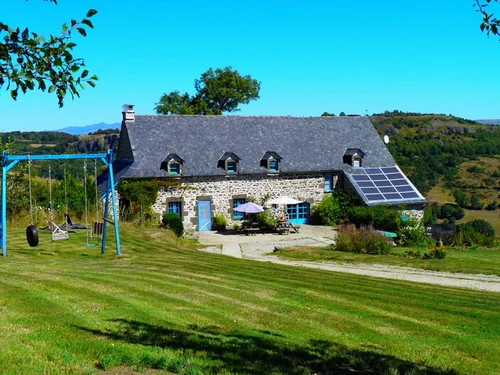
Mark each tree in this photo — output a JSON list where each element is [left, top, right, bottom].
[[321, 112, 336, 116], [475, 0, 500, 39], [339, 111, 346, 116], [453, 190, 470, 208], [155, 66, 260, 115], [0, 1, 98, 107], [470, 192, 484, 210]]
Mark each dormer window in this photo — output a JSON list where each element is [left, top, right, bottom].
[[160, 153, 184, 176], [261, 151, 282, 173], [218, 152, 240, 173], [343, 148, 365, 168]]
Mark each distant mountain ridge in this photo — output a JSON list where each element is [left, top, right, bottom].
[[475, 119, 500, 125], [56, 122, 121, 135]]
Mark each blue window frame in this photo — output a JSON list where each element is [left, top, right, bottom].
[[168, 201, 182, 218], [324, 173, 333, 192], [227, 161, 237, 173], [233, 198, 246, 219], [287, 203, 309, 221], [169, 162, 180, 175]]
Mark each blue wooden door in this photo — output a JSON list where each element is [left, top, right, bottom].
[[287, 202, 310, 225], [197, 200, 212, 232]]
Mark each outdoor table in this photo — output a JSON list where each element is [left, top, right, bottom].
[[275, 221, 300, 234]]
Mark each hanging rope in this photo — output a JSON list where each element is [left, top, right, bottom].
[[94, 159, 99, 222], [48, 163, 53, 222], [28, 155, 33, 225], [64, 163, 68, 223], [84, 159, 89, 245], [26, 155, 38, 247]]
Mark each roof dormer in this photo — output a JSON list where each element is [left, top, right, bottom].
[[343, 148, 365, 168], [218, 152, 240, 173], [260, 151, 282, 172], [160, 153, 184, 175]]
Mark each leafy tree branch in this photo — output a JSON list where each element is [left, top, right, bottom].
[[475, 0, 500, 38], [0, 1, 98, 107]]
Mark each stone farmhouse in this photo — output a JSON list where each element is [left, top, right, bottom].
[[100, 105, 427, 231]]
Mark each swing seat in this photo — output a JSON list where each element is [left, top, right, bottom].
[[92, 221, 104, 237], [45, 220, 69, 241]]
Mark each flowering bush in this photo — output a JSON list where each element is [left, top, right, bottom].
[[424, 246, 447, 259], [333, 224, 392, 255]]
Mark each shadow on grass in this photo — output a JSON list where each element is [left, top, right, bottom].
[[77, 319, 458, 375]]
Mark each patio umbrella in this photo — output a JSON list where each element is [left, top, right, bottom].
[[233, 202, 265, 213], [267, 196, 302, 205]]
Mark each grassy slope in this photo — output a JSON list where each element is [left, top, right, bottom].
[[0, 225, 499, 374]]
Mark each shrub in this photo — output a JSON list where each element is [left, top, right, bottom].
[[460, 219, 495, 237], [162, 213, 184, 237], [439, 203, 464, 221], [454, 219, 496, 247], [254, 209, 276, 230], [400, 218, 434, 247], [212, 213, 227, 231], [310, 193, 358, 226], [485, 201, 498, 211], [424, 246, 447, 259], [348, 205, 401, 233], [332, 224, 392, 255]]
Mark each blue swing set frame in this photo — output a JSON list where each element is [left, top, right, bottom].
[[1, 149, 121, 257]]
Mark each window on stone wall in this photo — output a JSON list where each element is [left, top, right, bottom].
[[324, 173, 333, 192], [233, 198, 246, 219], [168, 201, 182, 218]]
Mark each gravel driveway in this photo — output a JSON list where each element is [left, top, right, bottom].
[[195, 225, 500, 293]]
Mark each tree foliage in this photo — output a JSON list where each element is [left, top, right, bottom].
[[475, 0, 500, 38], [155, 66, 260, 115], [0, 1, 98, 107]]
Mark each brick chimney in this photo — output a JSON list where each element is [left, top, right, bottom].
[[122, 104, 135, 121]]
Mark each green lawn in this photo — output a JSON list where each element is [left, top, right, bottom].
[[0, 225, 499, 374], [273, 244, 500, 276]]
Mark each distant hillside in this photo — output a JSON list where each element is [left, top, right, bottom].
[[370, 112, 500, 224], [475, 119, 500, 125], [56, 122, 120, 135]]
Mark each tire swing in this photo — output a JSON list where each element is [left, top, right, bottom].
[[26, 156, 39, 247]]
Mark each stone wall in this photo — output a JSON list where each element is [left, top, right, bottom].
[[152, 173, 338, 230]]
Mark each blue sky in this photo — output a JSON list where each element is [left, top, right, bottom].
[[2, 1, 500, 132]]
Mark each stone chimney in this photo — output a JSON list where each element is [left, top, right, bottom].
[[122, 104, 135, 121]]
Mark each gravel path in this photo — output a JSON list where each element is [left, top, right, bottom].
[[199, 234, 500, 293]]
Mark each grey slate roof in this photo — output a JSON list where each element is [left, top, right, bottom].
[[114, 115, 397, 178]]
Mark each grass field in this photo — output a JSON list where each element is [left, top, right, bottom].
[[0, 224, 499, 374]]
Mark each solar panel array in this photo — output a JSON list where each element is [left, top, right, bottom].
[[350, 167, 423, 203]]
